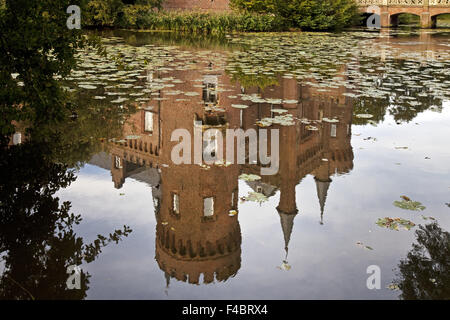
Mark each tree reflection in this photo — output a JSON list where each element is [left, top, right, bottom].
[[0, 140, 132, 299], [395, 222, 450, 300]]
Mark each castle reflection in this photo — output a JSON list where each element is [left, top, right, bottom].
[[89, 59, 355, 286]]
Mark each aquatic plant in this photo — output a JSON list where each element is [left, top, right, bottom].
[[376, 217, 416, 231], [239, 174, 262, 181], [116, 10, 286, 34], [241, 191, 268, 204], [394, 196, 426, 211]]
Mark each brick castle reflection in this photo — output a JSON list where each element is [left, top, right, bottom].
[[89, 59, 354, 287]]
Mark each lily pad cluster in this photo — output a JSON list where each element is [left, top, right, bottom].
[[376, 217, 416, 231], [239, 174, 262, 182], [257, 114, 295, 127], [393, 197, 426, 211], [225, 31, 450, 125], [241, 191, 268, 204]]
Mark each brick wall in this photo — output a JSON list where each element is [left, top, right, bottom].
[[162, 0, 231, 12]]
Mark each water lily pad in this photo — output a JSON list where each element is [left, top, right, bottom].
[[78, 84, 97, 90], [376, 217, 416, 231], [239, 174, 261, 182], [231, 104, 249, 109], [241, 191, 268, 204], [393, 197, 426, 211], [355, 114, 374, 119], [271, 108, 288, 114], [111, 97, 128, 104], [356, 241, 373, 250], [185, 92, 200, 96]]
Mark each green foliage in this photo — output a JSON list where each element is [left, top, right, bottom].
[[397, 13, 420, 26], [115, 10, 285, 33], [395, 222, 450, 299], [0, 0, 103, 140], [85, 0, 162, 27], [85, 0, 125, 26], [84, 0, 359, 33], [120, 4, 155, 27], [230, 70, 280, 89], [230, 0, 360, 30], [230, 0, 277, 13]]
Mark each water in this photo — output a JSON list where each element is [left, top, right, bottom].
[[2, 29, 450, 300]]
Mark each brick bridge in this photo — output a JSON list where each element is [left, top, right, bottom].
[[356, 0, 450, 28]]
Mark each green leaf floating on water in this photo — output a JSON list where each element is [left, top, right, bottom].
[[376, 217, 416, 231], [393, 197, 426, 211], [239, 173, 261, 182], [356, 241, 374, 251], [241, 192, 268, 204]]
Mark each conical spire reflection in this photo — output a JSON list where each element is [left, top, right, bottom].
[[315, 177, 332, 225]]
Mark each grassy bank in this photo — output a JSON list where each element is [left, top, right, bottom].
[[86, 5, 286, 34], [120, 10, 285, 33]]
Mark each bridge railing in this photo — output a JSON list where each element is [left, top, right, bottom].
[[355, 0, 450, 5], [429, 0, 450, 5]]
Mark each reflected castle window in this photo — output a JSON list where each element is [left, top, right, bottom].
[[202, 75, 218, 105], [172, 193, 180, 215], [153, 197, 159, 210], [203, 134, 218, 159], [145, 111, 154, 133], [114, 156, 122, 169], [203, 197, 214, 217], [331, 124, 337, 138], [231, 190, 238, 208]]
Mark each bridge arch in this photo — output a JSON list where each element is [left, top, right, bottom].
[[431, 12, 450, 27], [389, 12, 421, 27]]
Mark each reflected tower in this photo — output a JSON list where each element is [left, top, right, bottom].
[[150, 58, 244, 286], [155, 163, 241, 285]]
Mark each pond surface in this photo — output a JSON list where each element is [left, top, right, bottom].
[[2, 29, 450, 300]]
